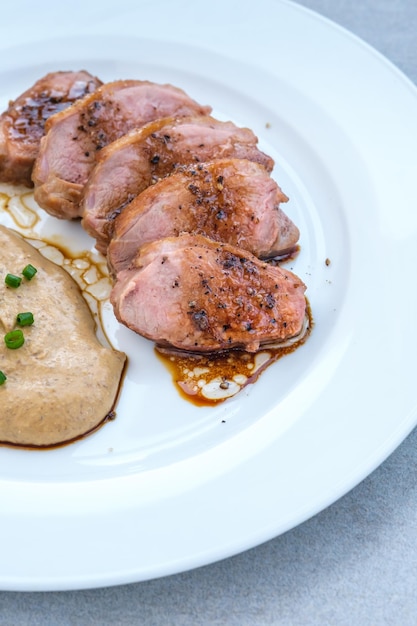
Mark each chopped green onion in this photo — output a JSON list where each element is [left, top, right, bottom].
[[22, 264, 37, 280], [0, 371, 6, 385], [5, 273, 22, 288], [16, 312, 34, 327], [4, 329, 24, 350]]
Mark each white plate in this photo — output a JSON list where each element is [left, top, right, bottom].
[[0, 0, 417, 591]]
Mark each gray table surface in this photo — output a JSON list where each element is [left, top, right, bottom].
[[2, 1, 417, 624]]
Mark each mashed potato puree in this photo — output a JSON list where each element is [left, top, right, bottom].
[[0, 225, 126, 447]]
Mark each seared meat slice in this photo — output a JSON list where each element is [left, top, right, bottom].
[[110, 234, 306, 354], [82, 116, 274, 250], [107, 158, 298, 274], [0, 70, 102, 187], [32, 80, 211, 219]]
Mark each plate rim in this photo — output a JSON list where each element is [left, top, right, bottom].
[[0, 0, 417, 591]]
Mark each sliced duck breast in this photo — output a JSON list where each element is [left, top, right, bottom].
[[107, 158, 298, 274], [82, 115, 274, 251], [32, 80, 211, 219], [0, 70, 102, 187], [110, 234, 307, 354]]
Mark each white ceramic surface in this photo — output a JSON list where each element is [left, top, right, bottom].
[[0, 0, 417, 591]]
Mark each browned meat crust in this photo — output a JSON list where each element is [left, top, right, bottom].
[[110, 234, 306, 354], [0, 70, 102, 187], [2, 72, 307, 359], [107, 158, 298, 274], [32, 81, 212, 218], [81, 116, 275, 251]]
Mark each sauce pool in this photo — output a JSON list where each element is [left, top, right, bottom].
[[156, 302, 312, 406], [1, 183, 312, 410]]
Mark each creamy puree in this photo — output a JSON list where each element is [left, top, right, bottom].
[[0, 225, 126, 447]]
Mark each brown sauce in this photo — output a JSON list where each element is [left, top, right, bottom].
[[1, 184, 311, 420], [156, 301, 312, 406]]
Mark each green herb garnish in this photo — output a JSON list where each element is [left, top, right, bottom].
[[16, 312, 34, 327], [4, 329, 25, 350], [22, 264, 37, 280], [5, 273, 22, 288]]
